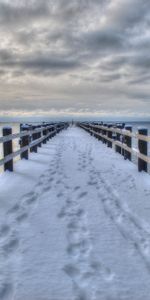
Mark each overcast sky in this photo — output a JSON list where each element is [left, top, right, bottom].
[[0, 0, 150, 120]]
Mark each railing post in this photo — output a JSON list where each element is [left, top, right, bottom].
[[54, 125, 57, 137], [107, 124, 112, 148], [44, 124, 48, 142], [121, 123, 125, 157], [51, 125, 55, 137], [50, 126, 53, 138], [37, 125, 42, 147], [124, 125, 132, 161], [103, 124, 107, 144], [20, 124, 30, 160], [46, 125, 50, 141], [99, 123, 103, 142], [42, 124, 47, 144], [112, 125, 117, 144], [3, 127, 13, 171], [47, 125, 51, 141], [30, 125, 38, 152], [90, 124, 93, 136], [138, 128, 148, 172], [95, 124, 100, 140], [115, 124, 122, 154]]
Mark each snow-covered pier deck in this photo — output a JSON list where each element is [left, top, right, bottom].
[[0, 126, 150, 300]]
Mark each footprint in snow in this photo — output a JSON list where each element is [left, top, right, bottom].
[[63, 264, 80, 279], [56, 179, 62, 185], [16, 212, 28, 223], [74, 186, 81, 191], [25, 193, 37, 205], [78, 192, 88, 199], [50, 171, 56, 176], [57, 192, 64, 198], [0, 224, 10, 238], [57, 207, 66, 219], [68, 208, 85, 218], [43, 185, 51, 193], [65, 185, 71, 190], [3, 237, 19, 255], [0, 282, 13, 300], [7, 203, 20, 215], [67, 220, 80, 230]]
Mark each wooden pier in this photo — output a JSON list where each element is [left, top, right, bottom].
[[0, 121, 150, 174]]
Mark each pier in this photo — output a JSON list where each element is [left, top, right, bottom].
[[0, 122, 149, 174], [0, 126, 150, 299]]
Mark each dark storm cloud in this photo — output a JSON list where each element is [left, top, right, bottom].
[[0, 49, 81, 74], [84, 29, 124, 52], [20, 56, 81, 74]]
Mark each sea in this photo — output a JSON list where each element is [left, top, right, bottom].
[[0, 121, 150, 173]]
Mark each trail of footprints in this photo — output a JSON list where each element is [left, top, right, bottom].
[[58, 188, 115, 300], [0, 187, 44, 298], [57, 146, 115, 300], [58, 187, 93, 300], [88, 164, 150, 273], [0, 141, 66, 299]]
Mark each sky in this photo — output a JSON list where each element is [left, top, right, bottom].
[[0, 0, 150, 120]]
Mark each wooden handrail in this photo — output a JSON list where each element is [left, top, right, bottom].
[[79, 123, 150, 173], [0, 123, 68, 171], [90, 124, 150, 142], [0, 125, 55, 143]]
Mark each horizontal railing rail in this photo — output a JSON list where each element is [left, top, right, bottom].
[[90, 124, 150, 142], [0, 122, 69, 172], [0, 125, 55, 143], [78, 122, 150, 173]]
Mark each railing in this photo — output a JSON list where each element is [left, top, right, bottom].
[[0, 122, 68, 172], [78, 122, 150, 173]]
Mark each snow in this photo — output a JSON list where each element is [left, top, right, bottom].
[[0, 126, 150, 300]]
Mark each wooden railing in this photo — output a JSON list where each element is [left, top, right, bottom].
[[0, 122, 68, 172], [78, 122, 150, 173]]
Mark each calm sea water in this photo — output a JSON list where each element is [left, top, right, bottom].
[[0, 122, 150, 172]]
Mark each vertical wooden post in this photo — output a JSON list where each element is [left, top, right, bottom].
[[20, 124, 30, 159], [46, 125, 49, 142], [30, 125, 38, 152], [37, 125, 42, 147], [50, 126, 53, 138], [43, 124, 47, 144], [90, 123, 93, 136], [49, 126, 52, 139], [95, 124, 99, 141], [46, 125, 50, 141], [51, 125, 54, 138], [121, 123, 125, 157], [124, 125, 132, 161], [112, 125, 117, 143], [103, 124, 107, 144], [99, 122, 103, 142], [107, 124, 112, 148], [3, 127, 13, 171], [115, 124, 122, 154], [138, 128, 148, 172]]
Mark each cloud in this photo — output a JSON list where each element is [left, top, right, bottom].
[[84, 29, 124, 53], [0, 0, 51, 27], [0, 49, 81, 75], [0, 0, 149, 118]]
